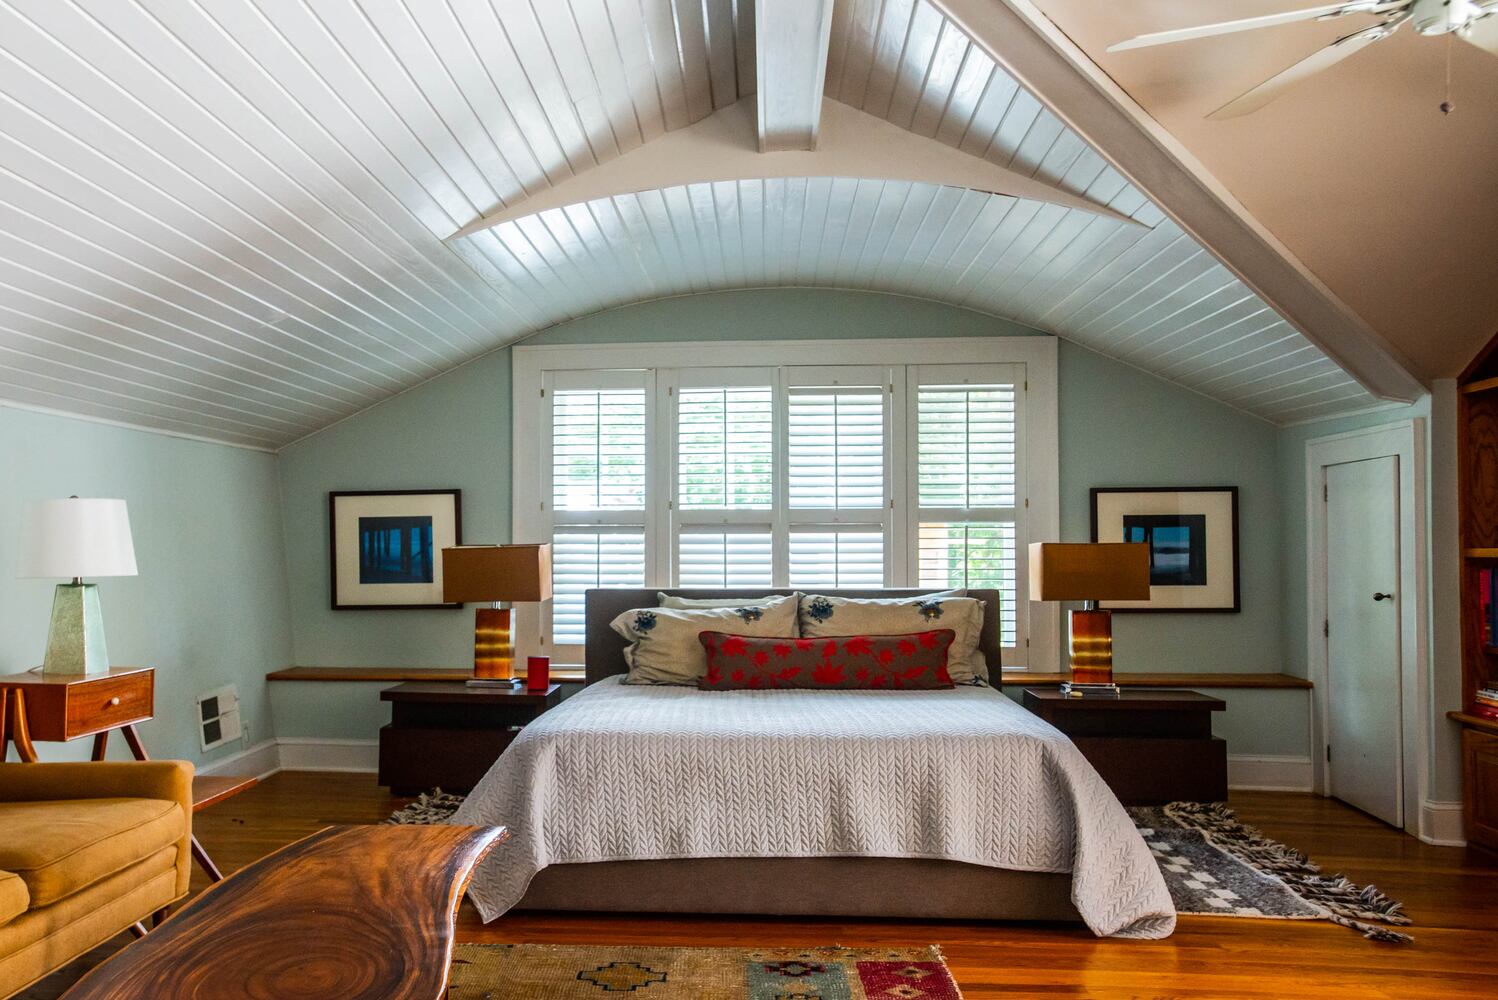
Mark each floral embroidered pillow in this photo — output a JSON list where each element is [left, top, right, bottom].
[[797, 592, 989, 683], [697, 630, 957, 690], [610, 595, 799, 685]]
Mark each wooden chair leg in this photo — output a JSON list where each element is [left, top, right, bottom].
[[128, 922, 149, 939], [191, 835, 225, 883], [151, 907, 169, 927], [0, 688, 8, 762], [92, 730, 109, 761]]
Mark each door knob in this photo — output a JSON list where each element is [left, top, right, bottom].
[[1373, 592, 1394, 602]]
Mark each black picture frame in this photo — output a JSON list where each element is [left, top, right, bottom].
[[329, 489, 463, 610], [1089, 486, 1240, 613]]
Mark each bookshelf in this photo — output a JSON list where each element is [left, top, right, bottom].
[[1456, 332, 1498, 852]]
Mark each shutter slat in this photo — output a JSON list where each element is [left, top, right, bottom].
[[788, 529, 885, 588], [678, 528, 774, 587], [917, 521, 1017, 646], [678, 387, 774, 510], [549, 528, 647, 645], [553, 389, 647, 511], [788, 386, 885, 510]]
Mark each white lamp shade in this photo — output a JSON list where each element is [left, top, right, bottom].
[[18, 498, 138, 579]]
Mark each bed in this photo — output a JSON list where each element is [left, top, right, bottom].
[[451, 588, 1175, 938]]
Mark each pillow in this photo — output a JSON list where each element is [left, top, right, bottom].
[[698, 630, 956, 690], [797, 591, 989, 683], [658, 592, 796, 610], [611, 595, 799, 685]]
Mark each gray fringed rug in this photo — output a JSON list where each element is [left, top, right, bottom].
[[1131, 802, 1411, 942], [387, 793, 1411, 942]]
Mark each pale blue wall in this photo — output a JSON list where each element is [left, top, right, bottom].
[[275, 289, 1306, 757], [0, 405, 293, 767]]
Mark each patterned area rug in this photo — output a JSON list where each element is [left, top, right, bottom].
[[388, 792, 1412, 942], [1130, 802, 1411, 942], [449, 944, 962, 999]]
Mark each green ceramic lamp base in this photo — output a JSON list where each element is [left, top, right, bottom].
[[42, 581, 112, 676]]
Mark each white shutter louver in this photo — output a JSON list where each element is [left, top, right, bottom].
[[678, 386, 773, 509], [678, 528, 774, 588], [917, 385, 1016, 508], [551, 529, 646, 645], [917, 521, 1017, 646], [789, 529, 884, 588], [788, 386, 884, 509], [552, 389, 647, 510]]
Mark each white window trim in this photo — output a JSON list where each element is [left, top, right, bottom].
[[513, 337, 1060, 673]]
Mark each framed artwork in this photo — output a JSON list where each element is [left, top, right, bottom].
[[329, 490, 462, 610], [1090, 487, 1240, 613]]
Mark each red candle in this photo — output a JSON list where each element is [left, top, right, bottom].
[[527, 655, 550, 691]]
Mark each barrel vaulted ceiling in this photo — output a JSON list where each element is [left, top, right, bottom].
[[0, 0, 1405, 449]]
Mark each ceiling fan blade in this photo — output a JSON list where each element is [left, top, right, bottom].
[[1106, 2, 1405, 53], [1206, 20, 1398, 119], [1464, 14, 1498, 56]]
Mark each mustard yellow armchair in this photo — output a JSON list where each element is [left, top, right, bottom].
[[0, 761, 193, 1000]]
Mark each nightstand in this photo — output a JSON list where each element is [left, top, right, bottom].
[[1021, 688, 1228, 805], [378, 682, 563, 795]]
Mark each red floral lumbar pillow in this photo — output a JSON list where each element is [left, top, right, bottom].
[[697, 630, 956, 690]]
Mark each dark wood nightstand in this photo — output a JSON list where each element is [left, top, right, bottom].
[[378, 682, 562, 795], [1021, 688, 1228, 805]]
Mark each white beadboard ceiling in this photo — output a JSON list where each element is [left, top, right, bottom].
[[0, 0, 1383, 450]]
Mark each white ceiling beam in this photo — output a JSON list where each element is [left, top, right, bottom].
[[756, 0, 836, 151], [927, 0, 1426, 404], [447, 97, 1141, 239]]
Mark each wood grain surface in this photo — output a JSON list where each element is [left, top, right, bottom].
[[58, 824, 504, 1000]]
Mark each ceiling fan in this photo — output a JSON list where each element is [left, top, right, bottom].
[[1107, 0, 1498, 119]]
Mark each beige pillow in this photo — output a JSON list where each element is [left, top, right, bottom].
[[658, 592, 798, 610], [798, 591, 990, 683], [613, 595, 799, 685]]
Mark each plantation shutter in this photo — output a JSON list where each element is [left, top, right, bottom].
[[671, 370, 775, 587], [912, 366, 1023, 656], [784, 369, 891, 588], [546, 372, 650, 651]]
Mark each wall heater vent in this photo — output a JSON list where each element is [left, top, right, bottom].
[[197, 684, 242, 752]]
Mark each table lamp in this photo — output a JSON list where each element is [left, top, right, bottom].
[[1029, 542, 1150, 698], [18, 497, 138, 675], [441, 543, 552, 686]]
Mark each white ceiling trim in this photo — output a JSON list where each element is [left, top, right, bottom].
[[448, 96, 1140, 238], [929, 0, 1428, 404]]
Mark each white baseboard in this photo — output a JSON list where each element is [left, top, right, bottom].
[[1419, 800, 1466, 846], [197, 738, 281, 781], [275, 737, 379, 773], [1227, 754, 1314, 792]]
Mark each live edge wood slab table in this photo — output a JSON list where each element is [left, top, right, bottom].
[[59, 824, 506, 1000]]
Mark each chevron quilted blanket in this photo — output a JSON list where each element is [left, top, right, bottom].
[[452, 677, 1175, 939]]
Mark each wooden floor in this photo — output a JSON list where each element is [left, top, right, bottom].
[[29, 771, 1498, 999]]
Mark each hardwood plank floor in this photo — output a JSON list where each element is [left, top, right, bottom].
[[27, 771, 1498, 999]]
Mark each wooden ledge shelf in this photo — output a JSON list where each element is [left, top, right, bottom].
[[267, 666, 586, 683], [268, 666, 1308, 690], [1004, 671, 1312, 690], [1449, 711, 1498, 736]]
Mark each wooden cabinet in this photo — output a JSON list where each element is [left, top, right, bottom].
[[1463, 728, 1498, 851], [377, 682, 563, 795], [1020, 688, 1228, 805]]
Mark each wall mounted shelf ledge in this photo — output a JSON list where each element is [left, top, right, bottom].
[[1450, 711, 1498, 737], [268, 666, 1310, 690]]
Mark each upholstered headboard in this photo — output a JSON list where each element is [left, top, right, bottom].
[[583, 588, 1003, 687]]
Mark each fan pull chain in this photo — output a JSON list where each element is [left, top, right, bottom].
[[1441, 34, 1455, 115]]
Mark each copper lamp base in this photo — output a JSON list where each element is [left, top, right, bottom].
[[1063, 607, 1120, 698], [472, 606, 520, 688]]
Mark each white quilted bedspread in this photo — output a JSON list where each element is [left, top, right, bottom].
[[452, 677, 1175, 939]]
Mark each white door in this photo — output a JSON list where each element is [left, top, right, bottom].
[[1324, 456, 1403, 826]]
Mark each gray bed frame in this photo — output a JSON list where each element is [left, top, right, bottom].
[[514, 587, 1080, 923]]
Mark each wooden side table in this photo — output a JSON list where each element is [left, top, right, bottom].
[[378, 682, 562, 795], [0, 667, 255, 882], [1021, 688, 1228, 805]]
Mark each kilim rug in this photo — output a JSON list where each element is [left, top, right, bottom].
[[387, 792, 1412, 942], [447, 944, 962, 999]]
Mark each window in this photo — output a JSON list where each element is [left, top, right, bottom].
[[515, 339, 1058, 670]]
